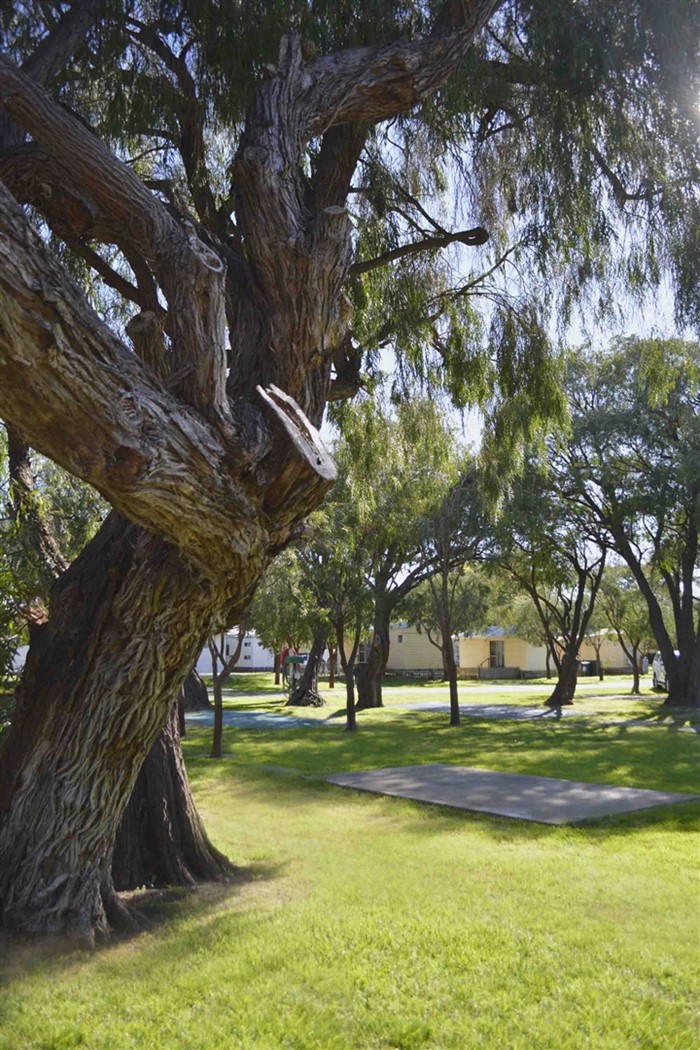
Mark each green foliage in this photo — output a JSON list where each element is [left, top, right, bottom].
[[0, 428, 108, 676], [247, 550, 312, 654], [563, 337, 699, 655], [4, 0, 695, 478], [493, 454, 607, 664], [601, 564, 660, 653], [399, 565, 490, 647]]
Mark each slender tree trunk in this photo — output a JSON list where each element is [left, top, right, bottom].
[[287, 627, 326, 706], [328, 644, 336, 688], [544, 651, 578, 707], [545, 646, 552, 678], [343, 648, 357, 731], [273, 652, 281, 685], [112, 702, 232, 890], [443, 638, 460, 727], [210, 657, 224, 759], [337, 617, 359, 731], [631, 646, 641, 695], [0, 514, 255, 943]]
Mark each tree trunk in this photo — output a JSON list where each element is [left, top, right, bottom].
[[336, 617, 358, 731], [443, 639, 460, 727], [355, 613, 390, 709], [273, 652, 281, 686], [662, 629, 700, 708], [287, 628, 326, 706], [328, 644, 336, 689], [631, 647, 641, 695], [183, 669, 211, 710], [112, 702, 232, 891], [178, 689, 186, 738], [544, 651, 578, 708], [0, 514, 255, 943], [210, 661, 224, 759], [545, 646, 552, 678]]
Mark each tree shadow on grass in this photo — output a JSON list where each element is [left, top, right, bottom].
[[0, 859, 287, 980]]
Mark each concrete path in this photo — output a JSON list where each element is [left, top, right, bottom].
[[403, 701, 579, 720], [185, 709, 324, 730], [327, 764, 698, 825]]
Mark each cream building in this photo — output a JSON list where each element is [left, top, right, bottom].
[[385, 623, 445, 673], [457, 629, 547, 679]]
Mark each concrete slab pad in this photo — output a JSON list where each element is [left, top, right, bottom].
[[326, 764, 699, 825]]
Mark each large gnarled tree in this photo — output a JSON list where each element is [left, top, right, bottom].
[[0, 0, 697, 942]]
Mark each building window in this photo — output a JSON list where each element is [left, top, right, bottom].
[[357, 642, 367, 664], [489, 640, 505, 668], [397, 634, 403, 643], [244, 640, 251, 648], [225, 643, 230, 657], [244, 654, 251, 661]]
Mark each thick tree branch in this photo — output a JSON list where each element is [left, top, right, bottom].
[[303, 0, 504, 134], [0, 0, 98, 148], [352, 224, 488, 274], [0, 183, 335, 579], [0, 55, 228, 414]]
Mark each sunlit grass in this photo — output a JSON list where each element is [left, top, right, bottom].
[[1, 696, 698, 1050], [217, 671, 676, 728]]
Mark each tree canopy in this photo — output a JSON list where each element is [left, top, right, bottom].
[[559, 337, 699, 705]]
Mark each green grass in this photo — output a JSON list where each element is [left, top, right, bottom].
[[218, 671, 681, 727], [1, 687, 698, 1050]]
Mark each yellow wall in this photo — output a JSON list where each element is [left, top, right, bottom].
[[387, 625, 443, 671], [457, 634, 547, 673], [578, 636, 631, 668]]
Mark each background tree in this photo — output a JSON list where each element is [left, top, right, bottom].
[[561, 338, 699, 707], [401, 565, 490, 725], [0, 0, 697, 942], [247, 552, 312, 687], [600, 564, 658, 695], [207, 623, 247, 759], [496, 463, 606, 707], [582, 608, 609, 681], [338, 393, 459, 709], [496, 588, 556, 677], [398, 466, 489, 724], [288, 477, 372, 720]]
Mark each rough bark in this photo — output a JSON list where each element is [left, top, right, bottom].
[[0, 514, 250, 943], [3, 425, 223, 913], [112, 703, 232, 892]]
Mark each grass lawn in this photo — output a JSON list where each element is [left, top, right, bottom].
[[1, 678, 698, 1050]]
